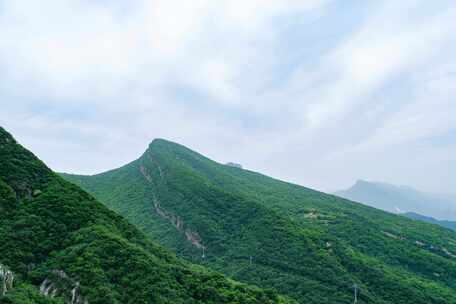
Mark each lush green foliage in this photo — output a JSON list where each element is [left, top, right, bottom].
[[1, 284, 64, 304], [0, 127, 293, 304], [64, 139, 456, 304]]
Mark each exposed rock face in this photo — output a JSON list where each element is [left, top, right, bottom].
[[140, 165, 153, 183], [33, 189, 43, 197], [0, 264, 14, 296], [154, 200, 205, 250], [442, 247, 456, 258], [40, 270, 88, 304], [140, 164, 205, 250]]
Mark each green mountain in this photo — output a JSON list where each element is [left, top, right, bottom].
[[403, 212, 456, 231], [336, 180, 456, 220], [0, 127, 293, 304], [62, 139, 456, 304]]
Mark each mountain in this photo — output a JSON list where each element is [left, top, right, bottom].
[[403, 212, 456, 231], [0, 127, 293, 304], [63, 139, 456, 304], [335, 180, 456, 220]]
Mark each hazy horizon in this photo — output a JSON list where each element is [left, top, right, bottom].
[[1, 0, 455, 194]]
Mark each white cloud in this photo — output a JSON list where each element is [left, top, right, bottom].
[[1, 0, 455, 194], [0, 0, 329, 103], [291, 1, 456, 131]]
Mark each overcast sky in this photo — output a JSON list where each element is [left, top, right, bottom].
[[1, 0, 455, 194]]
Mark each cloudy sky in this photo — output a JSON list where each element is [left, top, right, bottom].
[[1, 0, 455, 194]]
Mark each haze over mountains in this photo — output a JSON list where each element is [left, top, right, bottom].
[[62, 138, 456, 304], [2, 1, 456, 303], [3, 1, 456, 198], [336, 180, 456, 221]]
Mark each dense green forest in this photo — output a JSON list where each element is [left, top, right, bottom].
[[0, 127, 294, 304], [63, 139, 456, 304]]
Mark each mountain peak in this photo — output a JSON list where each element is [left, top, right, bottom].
[[149, 138, 175, 145], [354, 179, 371, 186], [147, 138, 188, 151], [351, 180, 403, 192], [1, 127, 293, 304], [144, 138, 209, 166], [63, 139, 456, 303]]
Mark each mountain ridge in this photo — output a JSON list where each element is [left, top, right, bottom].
[[63, 137, 456, 304], [0, 127, 293, 304]]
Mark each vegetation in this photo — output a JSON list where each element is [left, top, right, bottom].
[[1, 284, 64, 304], [0, 127, 293, 304], [64, 138, 456, 304]]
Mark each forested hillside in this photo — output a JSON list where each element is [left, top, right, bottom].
[[63, 139, 456, 304], [0, 127, 293, 304]]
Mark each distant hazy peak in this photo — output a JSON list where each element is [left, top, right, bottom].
[[337, 179, 456, 221], [354, 179, 393, 187], [354, 179, 370, 185], [403, 212, 456, 231], [350, 180, 422, 194]]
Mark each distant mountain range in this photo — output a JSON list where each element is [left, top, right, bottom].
[[403, 212, 456, 231], [335, 180, 456, 221], [62, 139, 456, 303]]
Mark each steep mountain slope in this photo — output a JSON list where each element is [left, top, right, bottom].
[[0, 127, 293, 304], [336, 180, 456, 220], [404, 212, 456, 231], [63, 139, 456, 304]]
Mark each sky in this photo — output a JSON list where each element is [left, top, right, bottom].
[[1, 0, 455, 194]]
